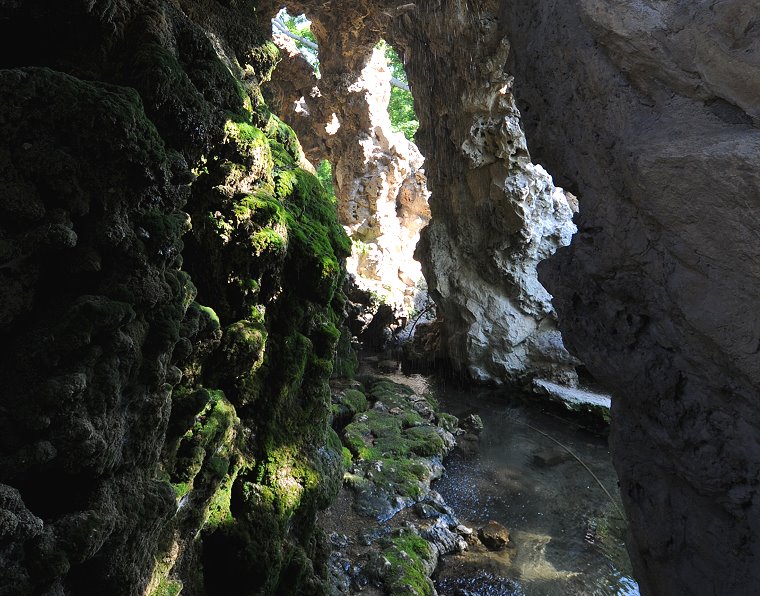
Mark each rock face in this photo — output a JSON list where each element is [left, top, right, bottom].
[[2, 1, 758, 595], [503, 1, 760, 594], [387, 3, 579, 385], [0, 2, 349, 594], [270, 31, 430, 315]]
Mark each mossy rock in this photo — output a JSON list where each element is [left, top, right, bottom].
[[381, 532, 437, 596], [338, 389, 369, 416], [332, 324, 358, 379], [343, 410, 445, 462]]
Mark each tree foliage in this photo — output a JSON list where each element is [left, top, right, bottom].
[[379, 41, 419, 141], [275, 10, 319, 71]]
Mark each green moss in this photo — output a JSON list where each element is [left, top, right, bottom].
[[436, 412, 459, 433], [223, 120, 272, 163], [195, 392, 237, 445], [171, 390, 238, 493], [332, 324, 358, 379], [341, 447, 353, 470], [234, 191, 286, 225], [246, 40, 281, 82], [344, 409, 445, 462], [325, 427, 343, 453], [311, 318, 340, 356], [340, 389, 369, 415], [204, 466, 239, 530], [172, 482, 190, 499], [197, 305, 220, 331], [252, 445, 319, 522], [207, 455, 230, 479], [154, 48, 349, 593], [212, 320, 268, 406], [371, 457, 428, 499], [127, 42, 214, 155], [249, 227, 286, 256], [271, 167, 351, 304], [382, 532, 436, 596], [153, 578, 183, 596]]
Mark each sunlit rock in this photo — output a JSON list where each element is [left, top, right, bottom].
[[270, 35, 430, 316]]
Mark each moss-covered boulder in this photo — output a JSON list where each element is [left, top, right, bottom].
[[340, 379, 456, 521]]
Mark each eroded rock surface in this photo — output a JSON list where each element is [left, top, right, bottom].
[[388, 3, 579, 385], [270, 31, 430, 315], [504, 1, 760, 593]]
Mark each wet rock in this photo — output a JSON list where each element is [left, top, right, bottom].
[[437, 428, 458, 451], [532, 379, 611, 421], [365, 553, 393, 581], [462, 414, 484, 435], [415, 503, 441, 519], [421, 490, 454, 516], [457, 434, 481, 458], [436, 412, 459, 433], [358, 525, 392, 547], [377, 358, 401, 373], [329, 532, 350, 549], [411, 396, 436, 421], [420, 518, 468, 556], [532, 447, 570, 468], [478, 521, 510, 551]]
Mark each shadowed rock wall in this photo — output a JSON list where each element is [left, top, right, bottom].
[[503, 1, 760, 593], [0, 1, 349, 594], [3, 0, 758, 594]]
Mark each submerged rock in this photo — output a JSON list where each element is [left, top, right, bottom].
[[532, 379, 611, 421], [478, 521, 511, 551]]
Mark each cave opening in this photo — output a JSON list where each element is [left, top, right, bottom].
[[269, 7, 432, 348], [1, 2, 757, 595], [264, 3, 634, 594]]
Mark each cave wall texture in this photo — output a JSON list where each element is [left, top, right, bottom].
[[501, 1, 760, 594], [389, 3, 581, 386], [0, 1, 350, 594], [1, 0, 759, 595]]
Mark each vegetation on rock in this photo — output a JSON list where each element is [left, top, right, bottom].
[[0, 3, 354, 595]]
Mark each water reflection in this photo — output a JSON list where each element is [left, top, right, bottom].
[[423, 377, 640, 596]]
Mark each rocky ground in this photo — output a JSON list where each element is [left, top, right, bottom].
[[322, 374, 521, 596]]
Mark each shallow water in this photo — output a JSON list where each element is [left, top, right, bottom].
[[406, 374, 639, 596]]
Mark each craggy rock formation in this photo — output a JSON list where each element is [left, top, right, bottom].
[[270, 35, 431, 314], [389, 4, 579, 385], [0, 2, 349, 594], [502, 1, 760, 594], [3, 1, 758, 595]]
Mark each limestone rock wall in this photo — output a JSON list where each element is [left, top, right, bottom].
[[389, 2, 579, 384], [503, 1, 760, 593], [269, 34, 431, 314], [0, 2, 349, 594]]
